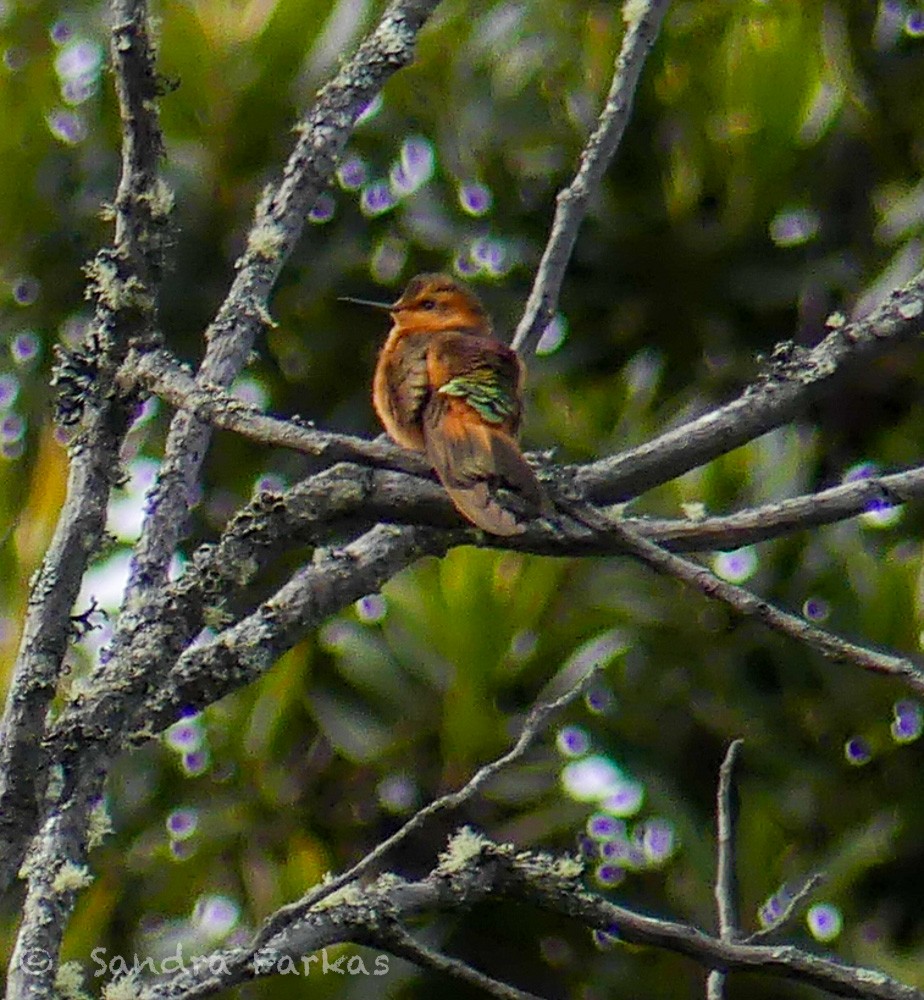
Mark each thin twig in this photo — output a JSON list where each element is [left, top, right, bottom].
[[244, 664, 599, 957], [374, 924, 546, 1000], [512, 0, 672, 355], [746, 873, 826, 945], [558, 500, 924, 695], [706, 739, 743, 1000]]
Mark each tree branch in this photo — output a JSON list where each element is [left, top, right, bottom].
[[0, 0, 166, 897], [122, 0, 443, 602], [118, 837, 922, 1000], [125, 347, 431, 476], [371, 923, 545, 1000], [558, 500, 924, 695], [243, 661, 598, 957], [706, 738, 743, 1000], [512, 0, 672, 355], [573, 279, 924, 504]]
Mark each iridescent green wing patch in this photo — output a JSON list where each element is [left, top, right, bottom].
[[438, 367, 517, 424]]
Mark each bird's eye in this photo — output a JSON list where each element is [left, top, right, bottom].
[[420, 299, 437, 311]]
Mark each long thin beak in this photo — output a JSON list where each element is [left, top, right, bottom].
[[338, 295, 397, 311]]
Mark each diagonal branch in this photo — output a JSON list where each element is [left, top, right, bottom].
[[126, 837, 922, 1000], [558, 500, 924, 695], [371, 924, 545, 1000], [573, 276, 924, 504], [512, 0, 672, 355], [242, 661, 598, 957], [123, 0, 444, 603]]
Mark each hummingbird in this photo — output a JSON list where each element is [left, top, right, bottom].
[[342, 273, 545, 535]]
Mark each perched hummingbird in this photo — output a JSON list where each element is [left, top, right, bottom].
[[342, 273, 545, 535]]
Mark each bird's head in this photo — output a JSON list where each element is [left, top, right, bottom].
[[341, 273, 492, 336]]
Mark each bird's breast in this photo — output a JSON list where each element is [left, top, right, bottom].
[[372, 329, 433, 451]]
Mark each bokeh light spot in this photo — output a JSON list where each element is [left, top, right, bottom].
[[802, 597, 829, 622], [891, 700, 922, 743], [843, 461, 878, 483], [361, 181, 397, 217], [453, 252, 481, 278], [337, 155, 367, 190], [377, 773, 418, 814], [165, 718, 202, 753], [860, 497, 903, 528], [1, 413, 25, 443], [584, 684, 614, 715], [370, 237, 406, 283], [47, 109, 86, 144], [713, 546, 758, 583], [308, 192, 336, 223], [470, 236, 509, 276], [50, 20, 73, 45], [594, 862, 625, 887], [587, 812, 622, 840], [602, 780, 645, 817], [905, 9, 924, 36], [230, 376, 268, 410], [640, 819, 675, 864], [807, 903, 843, 942], [592, 925, 620, 950], [769, 207, 820, 247], [844, 736, 872, 765], [0, 373, 20, 409], [561, 755, 623, 801], [166, 808, 198, 841], [356, 593, 387, 623], [11, 277, 39, 305], [557, 725, 590, 758], [391, 136, 435, 196], [536, 313, 568, 355], [182, 750, 210, 776], [11, 331, 40, 364], [193, 895, 240, 938], [458, 182, 493, 216]]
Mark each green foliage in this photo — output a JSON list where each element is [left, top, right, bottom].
[[4, 1, 924, 997]]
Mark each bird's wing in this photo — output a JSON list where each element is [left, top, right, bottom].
[[428, 334, 524, 433], [422, 334, 543, 535]]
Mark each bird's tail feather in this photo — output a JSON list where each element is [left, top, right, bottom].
[[424, 404, 545, 536]]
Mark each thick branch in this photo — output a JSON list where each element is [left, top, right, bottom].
[[573, 278, 924, 504], [131, 347, 924, 556], [0, 0, 166, 898], [126, 842, 922, 1000], [123, 0, 443, 601]]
